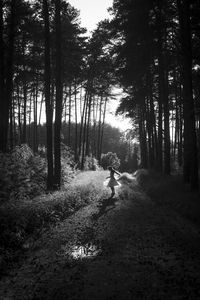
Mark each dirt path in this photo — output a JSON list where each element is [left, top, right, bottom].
[[1, 171, 200, 299]]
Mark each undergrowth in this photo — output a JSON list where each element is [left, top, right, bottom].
[[140, 170, 200, 227], [0, 170, 106, 277]]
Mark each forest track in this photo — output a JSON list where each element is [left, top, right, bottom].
[[0, 171, 200, 299]]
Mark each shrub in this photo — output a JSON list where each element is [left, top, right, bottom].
[[84, 156, 99, 171], [0, 144, 46, 202], [61, 143, 76, 184], [101, 152, 120, 170]]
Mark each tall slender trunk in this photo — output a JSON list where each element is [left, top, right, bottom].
[[4, 0, 16, 151], [177, 0, 198, 190], [28, 91, 32, 146], [43, 0, 54, 190], [17, 82, 22, 144], [157, 3, 164, 172], [92, 96, 97, 157], [146, 96, 153, 168], [86, 94, 92, 156], [9, 94, 14, 149], [0, 0, 5, 151], [79, 88, 87, 158], [54, 0, 63, 188], [97, 95, 103, 162], [68, 84, 71, 146], [149, 76, 157, 165], [39, 93, 44, 125], [178, 85, 183, 167], [22, 81, 27, 143], [81, 91, 89, 169], [138, 104, 148, 168], [163, 69, 170, 175], [33, 79, 38, 153], [74, 80, 78, 162], [99, 97, 107, 164]]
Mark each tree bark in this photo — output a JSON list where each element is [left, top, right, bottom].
[[0, 0, 5, 151], [74, 80, 78, 162], [4, 0, 16, 151], [43, 0, 54, 190], [163, 69, 170, 175], [54, 0, 63, 188], [177, 0, 199, 190]]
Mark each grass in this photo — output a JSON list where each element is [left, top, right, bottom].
[[0, 170, 109, 276]]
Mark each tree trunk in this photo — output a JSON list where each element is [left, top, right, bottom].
[[97, 95, 103, 162], [4, 0, 16, 152], [54, 0, 63, 188], [99, 97, 107, 164], [81, 91, 89, 169], [33, 79, 38, 153], [86, 94, 92, 156], [138, 105, 148, 168], [74, 80, 78, 162], [0, 0, 5, 151], [163, 69, 170, 175], [68, 84, 71, 147], [79, 89, 87, 158], [156, 3, 165, 172], [177, 0, 199, 190], [43, 0, 54, 190], [22, 81, 27, 143]]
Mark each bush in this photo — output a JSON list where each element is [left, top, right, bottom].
[[0, 144, 46, 202], [84, 156, 99, 171], [0, 144, 77, 203], [101, 152, 120, 170], [61, 143, 76, 184]]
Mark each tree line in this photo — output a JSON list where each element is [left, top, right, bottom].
[[0, 0, 199, 191], [0, 0, 116, 190], [108, 0, 200, 190]]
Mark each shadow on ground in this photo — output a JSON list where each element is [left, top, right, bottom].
[[92, 197, 118, 220]]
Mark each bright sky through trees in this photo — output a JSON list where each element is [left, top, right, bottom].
[[68, 0, 113, 32], [68, 0, 132, 130]]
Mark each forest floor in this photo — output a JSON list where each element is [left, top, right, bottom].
[[0, 170, 200, 299]]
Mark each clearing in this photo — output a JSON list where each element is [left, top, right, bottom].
[[0, 170, 200, 299]]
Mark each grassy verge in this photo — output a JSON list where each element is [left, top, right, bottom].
[[139, 170, 200, 226], [0, 170, 108, 277]]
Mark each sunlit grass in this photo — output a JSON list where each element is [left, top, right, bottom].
[[0, 170, 110, 268]]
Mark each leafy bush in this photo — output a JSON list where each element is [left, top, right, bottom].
[[61, 143, 76, 184], [0, 143, 77, 203], [0, 144, 46, 202], [84, 156, 99, 171], [101, 152, 120, 170]]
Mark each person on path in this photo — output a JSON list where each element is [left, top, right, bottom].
[[106, 166, 121, 198]]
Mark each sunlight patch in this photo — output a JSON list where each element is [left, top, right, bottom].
[[61, 243, 102, 260], [71, 244, 101, 259]]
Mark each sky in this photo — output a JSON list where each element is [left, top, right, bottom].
[[69, 0, 113, 33], [68, 0, 132, 131]]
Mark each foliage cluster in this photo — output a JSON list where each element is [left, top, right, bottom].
[[61, 143, 76, 185], [0, 144, 76, 203], [0, 145, 46, 203], [83, 156, 100, 171], [101, 152, 120, 170]]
